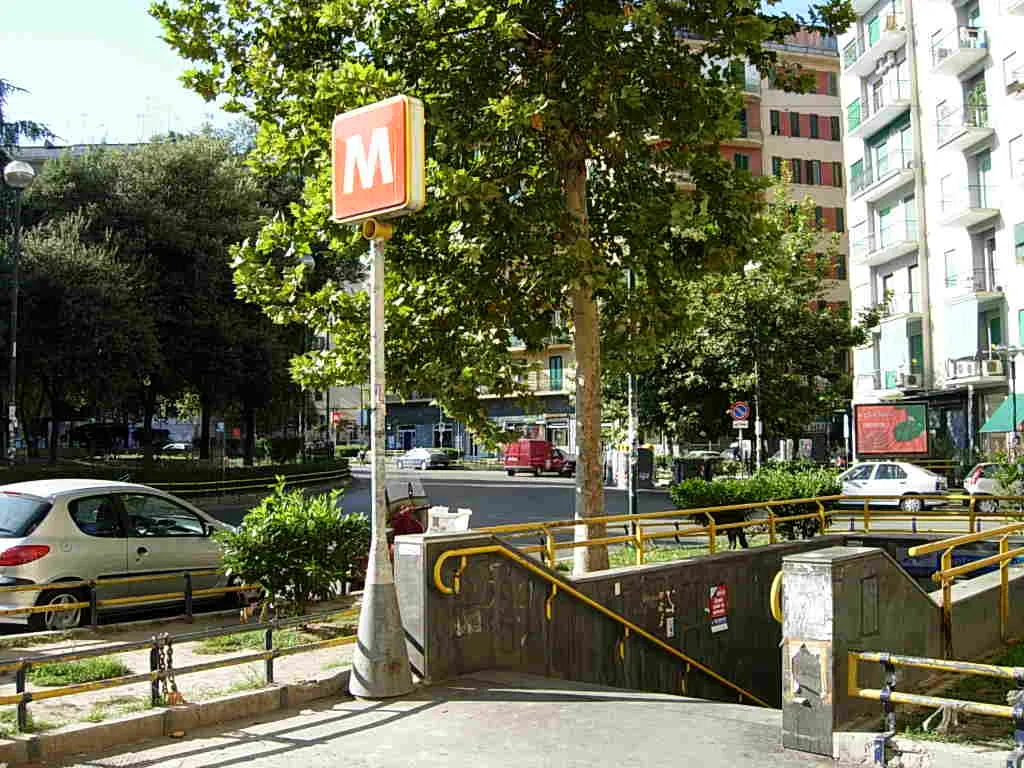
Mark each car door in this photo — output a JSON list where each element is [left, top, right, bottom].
[[872, 463, 908, 504], [119, 493, 223, 602], [842, 464, 875, 498], [63, 494, 130, 604]]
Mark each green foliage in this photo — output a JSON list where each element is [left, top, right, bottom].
[[334, 445, 366, 458], [267, 437, 303, 463], [28, 657, 131, 686], [216, 480, 370, 611], [669, 466, 840, 540]]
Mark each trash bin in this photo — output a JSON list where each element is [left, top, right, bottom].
[[637, 448, 655, 489]]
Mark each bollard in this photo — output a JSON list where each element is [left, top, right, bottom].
[[1008, 684, 1024, 768], [184, 573, 193, 622], [149, 639, 160, 706], [873, 655, 897, 767], [15, 662, 27, 732], [89, 582, 99, 627], [264, 622, 274, 684]]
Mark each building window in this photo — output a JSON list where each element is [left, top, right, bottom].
[[549, 356, 564, 390], [734, 153, 751, 171], [738, 108, 748, 138], [1016, 222, 1024, 263], [830, 115, 841, 141], [1019, 309, 1024, 346], [807, 159, 821, 185], [834, 254, 847, 280], [814, 206, 824, 226], [827, 72, 839, 96], [810, 114, 820, 139], [790, 158, 803, 182], [772, 156, 783, 177], [832, 162, 843, 187], [790, 111, 801, 137], [836, 207, 845, 233], [770, 110, 781, 136]]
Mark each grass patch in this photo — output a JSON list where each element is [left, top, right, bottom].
[[0, 708, 54, 737], [196, 669, 266, 700], [194, 627, 318, 655], [606, 533, 772, 569], [28, 657, 131, 687], [83, 696, 151, 724]]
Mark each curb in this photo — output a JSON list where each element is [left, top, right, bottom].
[[0, 669, 353, 765], [834, 731, 1010, 768]]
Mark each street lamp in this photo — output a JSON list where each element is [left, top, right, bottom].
[[3, 160, 36, 464]]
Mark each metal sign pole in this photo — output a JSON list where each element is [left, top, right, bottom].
[[350, 221, 413, 699]]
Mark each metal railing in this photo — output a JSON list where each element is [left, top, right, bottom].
[[907, 514, 1024, 656], [882, 292, 921, 316], [0, 569, 260, 627], [0, 607, 357, 733], [850, 148, 913, 196], [843, 37, 865, 69], [937, 103, 990, 145], [941, 184, 997, 214], [848, 651, 1024, 766], [944, 264, 1001, 293], [851, 219, 919, 261], [433, 541, 772, 707], [150, 464, 351, 498], [931, 26, 988, 69]]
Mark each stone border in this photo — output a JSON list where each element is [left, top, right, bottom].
[[833, 730, 1010, 767], [0, 669, 352, 765]]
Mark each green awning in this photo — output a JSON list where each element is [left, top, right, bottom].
[[980, 395, 1024, 433]]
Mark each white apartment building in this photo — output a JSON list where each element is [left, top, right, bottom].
[[841, 0, 1024, 455]]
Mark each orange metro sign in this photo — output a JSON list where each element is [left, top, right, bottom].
[[331, 95, 426, 224]]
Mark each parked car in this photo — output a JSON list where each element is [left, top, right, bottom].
[[395, 448, 451, 470], [964, 463, 1023, 513], [0, 479, 237, 631], [838, 461, 948, 512], [161, 442, 192, 454], [504, 439, 574, 477]]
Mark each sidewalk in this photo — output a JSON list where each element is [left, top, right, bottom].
[[51, 671, 835, 768]]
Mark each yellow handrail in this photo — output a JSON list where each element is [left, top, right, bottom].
[[907, 521, 1024, 557], [432, 542, 772, 708]]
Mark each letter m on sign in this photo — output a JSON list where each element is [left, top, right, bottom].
[[331, 95, 426, 224]]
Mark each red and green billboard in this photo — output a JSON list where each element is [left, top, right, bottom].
[[855, 403, 929, 455]]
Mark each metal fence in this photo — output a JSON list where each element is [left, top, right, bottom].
[[150, 464, 351, 498]]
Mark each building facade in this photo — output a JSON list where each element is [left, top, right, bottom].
[[840, 0, 1024, 456]]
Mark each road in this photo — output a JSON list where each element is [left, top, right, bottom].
[[201, 467, 678, 529]]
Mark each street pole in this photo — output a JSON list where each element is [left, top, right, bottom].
[[754, 359, 763, 470], [626, 269, 637, 530], [349, 219, 413, 700], [1012, 356, 1019, 458], [6, 189, 22, 465]]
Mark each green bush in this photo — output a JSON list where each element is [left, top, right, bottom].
[[335, 445, 366, 458], [216, 479, 370, 613], [668, 466, 840, 541], [441, 448, 462, 459]]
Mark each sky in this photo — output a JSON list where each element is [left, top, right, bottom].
[[2, 0, 816, 147]]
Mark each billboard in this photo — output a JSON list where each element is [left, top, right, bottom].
[[855, 403, 929, 455]]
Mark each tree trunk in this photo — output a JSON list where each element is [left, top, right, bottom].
[[199, 393, 212, 461], [142, 387, 155, 473], [566, 159, 608, 575], [243, 404, 256, 467], [49, 418, 59, 465]]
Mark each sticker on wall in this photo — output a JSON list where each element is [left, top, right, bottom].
[[709, 584, 729, 633]]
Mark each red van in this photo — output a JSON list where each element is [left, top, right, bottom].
[[504, 439, 575, 477]]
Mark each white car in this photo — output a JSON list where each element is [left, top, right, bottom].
[[395, 448, 451, 470], [964, 463, 1023, 513], [839, 461, 948, 512], [0, 479, 236, 631]]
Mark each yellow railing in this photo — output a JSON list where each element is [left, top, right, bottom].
[[848, 650, 1024, 762], [478, 494, 1021, 570], [433, 541, 771, 708], [908, 518, 1024, 656]]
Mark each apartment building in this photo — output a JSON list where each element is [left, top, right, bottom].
[[841, 0, 1024, 455]]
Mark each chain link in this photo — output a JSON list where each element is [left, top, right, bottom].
[[163, 634, 183, 704]]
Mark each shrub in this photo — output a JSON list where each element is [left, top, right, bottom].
[[335, 445, 366, 458], [441, 448, 462, 459], [216, 479, 370, 613]]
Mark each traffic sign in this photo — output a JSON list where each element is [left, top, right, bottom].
[[731, 401, 750, 420], [331, 95, 426, 223], [733, 419, 749, 429]]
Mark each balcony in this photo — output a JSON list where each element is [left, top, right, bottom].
[[881, 291, 922, 320], [855, 369, 883, 395], [729, 127, 764, 147], [945, 265, 1004, 298], [932, 27, 989, 76], [945, 355, 1009, 387], [936, 104, 994, 151], [851, 218, 919, 266], [844, 15, 908, 77], [850, 148, 915, 202], [939, 185, 999, 227], [848, 79, 912, 140], [516, 370, 570, 394], [1007, 66, 1024, 97]]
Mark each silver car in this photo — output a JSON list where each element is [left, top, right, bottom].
[[395, 448, 451, 470], [0, 479, 235, 631]]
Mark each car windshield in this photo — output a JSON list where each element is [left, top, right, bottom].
[[0, 492, 52, 538]]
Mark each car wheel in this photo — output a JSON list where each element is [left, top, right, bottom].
[[29, 587, 87, 632], [507, 470, 515, 477], [533, 468, 541, 478], [419, 460, 428, 471], [976, 497, 999, 514], [900, 495, 924, 514]]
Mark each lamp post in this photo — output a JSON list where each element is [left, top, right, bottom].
[[3, 161, 36, 465]]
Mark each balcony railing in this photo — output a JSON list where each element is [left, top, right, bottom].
[[843, 37, 865, 69], [851, 218, 919, 260], [931, 26, 988, 69], [849, 147, 914, 196], [940, 184, 997, 214], [855, 369, 883, 392], [514, 371, 570, 392], [945, 266, 1002, 293], [882, 291, 921, 316], [936, 103, 990, 145], [871, 78, 912, 114]]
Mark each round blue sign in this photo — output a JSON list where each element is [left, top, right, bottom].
[[731, 402, 750, 420]]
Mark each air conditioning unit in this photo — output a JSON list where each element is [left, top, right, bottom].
[[898, 373, 922, 388], [955, 360, 979, 378], [983, 359, 1005, 376]]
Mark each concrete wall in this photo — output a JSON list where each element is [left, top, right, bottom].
[[396, 532, 836, 707]]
